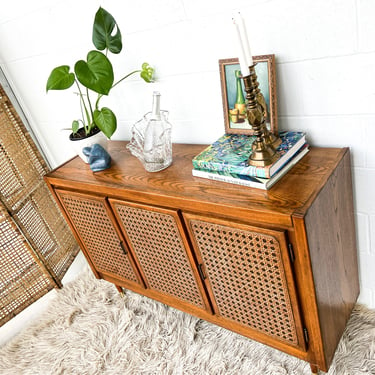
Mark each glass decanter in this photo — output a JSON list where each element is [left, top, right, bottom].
[[127, 91, 172, 172]]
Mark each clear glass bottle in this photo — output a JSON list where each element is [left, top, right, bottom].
[[127, 91, 172, 172]]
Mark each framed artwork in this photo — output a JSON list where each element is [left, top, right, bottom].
[[219, 54, 278, 135]]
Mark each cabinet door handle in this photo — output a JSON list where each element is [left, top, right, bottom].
[[119, 241, 128, 255], [198, 263, 207, 280]]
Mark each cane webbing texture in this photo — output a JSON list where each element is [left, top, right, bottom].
[[113, 203, 205, 309], [57, 192, 138, 283], [0, 83, 79, 326], [0, 84, 78, 280], [0, 206, 53, 326], [189, 219, 298, 345]]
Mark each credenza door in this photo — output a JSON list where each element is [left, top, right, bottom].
[[183, 212, 307, 351], [109, 199, 212, 315], [55, 190, 143, 288]]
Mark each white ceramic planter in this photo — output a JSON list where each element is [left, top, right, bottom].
[[69, 130, 108, 163]]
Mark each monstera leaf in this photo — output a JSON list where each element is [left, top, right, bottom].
[[92, 7, 122, 54], [140, 63, 154, 83], [74, 51, 114, 95], [93, 107, 117, 138], [46, 65, 75, 91]]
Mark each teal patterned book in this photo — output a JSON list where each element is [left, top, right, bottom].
[[192, 131, 306, 179], [192, 145, 309, 190]]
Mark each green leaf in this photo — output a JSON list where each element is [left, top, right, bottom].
[[72, 120, 80, 134], [94, 107, 117, 138], [74, 51, 114, 95], [46, 65, 75, 91], [140, 62, 154, 83], [92, 7, 122, 54]]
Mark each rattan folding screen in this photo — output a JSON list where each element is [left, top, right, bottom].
[[0, 83, 79, 326]]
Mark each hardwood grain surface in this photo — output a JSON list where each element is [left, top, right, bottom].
[[46, 142, 345, 227]]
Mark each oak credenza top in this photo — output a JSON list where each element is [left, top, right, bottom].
[[45, 142, 348, 227]]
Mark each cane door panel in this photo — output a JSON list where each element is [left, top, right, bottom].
[[184, 213, 306, 350], [109, 199, 211, 313], [55, 190, 143, 287]]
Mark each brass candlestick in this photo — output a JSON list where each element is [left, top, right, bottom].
[[243, 69, 279, 167], [249, 65, 282, 149]]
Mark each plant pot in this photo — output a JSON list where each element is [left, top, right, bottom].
[[69, 128, 108, 163]]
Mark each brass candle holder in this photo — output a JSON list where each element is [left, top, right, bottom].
[[249, 65, 282, 149], [243, 67, 279, 167]]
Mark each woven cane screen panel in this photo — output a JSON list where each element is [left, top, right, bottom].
[[0, 86, 48, 211], [0, 83, 78, 325], [57, 193, 138, 283], [0, 84, 79, 281], [189, 219, 298, 345], [0, 206, 53, 326], [14, 183, 78, 279], [114, 203, 205, 309]]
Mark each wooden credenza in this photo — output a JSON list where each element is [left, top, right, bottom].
[[44, 142, 359, 374]]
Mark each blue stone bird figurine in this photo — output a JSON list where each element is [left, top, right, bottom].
[[82, 144, 111, 172]]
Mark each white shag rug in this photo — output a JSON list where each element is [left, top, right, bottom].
[[0, 267, 374, 375]]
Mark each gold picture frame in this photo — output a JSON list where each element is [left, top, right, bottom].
[[219, 54, 278, 135]]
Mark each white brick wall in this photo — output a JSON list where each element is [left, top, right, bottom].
[[1, 0, 374, 307]]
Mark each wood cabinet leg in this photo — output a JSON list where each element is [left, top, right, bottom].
[[115, 285, 125, 297], [310, 364, 319, 374]]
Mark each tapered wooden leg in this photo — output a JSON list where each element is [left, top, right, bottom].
[[310, 364, 319, 374], [115, 285, 125, 297]]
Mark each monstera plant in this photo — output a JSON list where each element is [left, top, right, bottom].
[[46, 7, 154, 140]]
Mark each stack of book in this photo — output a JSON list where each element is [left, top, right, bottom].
[[192, 131, 309, 190]]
